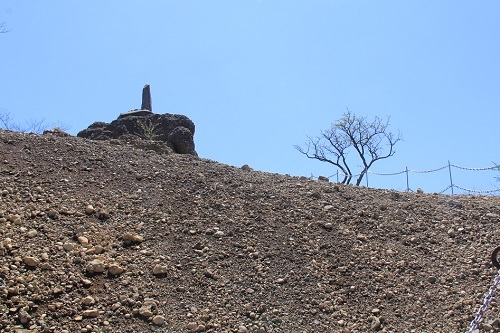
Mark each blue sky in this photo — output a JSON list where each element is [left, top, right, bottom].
[[1, 1, 499, 194]]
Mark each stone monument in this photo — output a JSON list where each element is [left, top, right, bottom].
[[141, 84, 152, 112]]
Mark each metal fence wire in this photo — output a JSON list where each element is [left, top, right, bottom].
[[322, 161, 500, 195]]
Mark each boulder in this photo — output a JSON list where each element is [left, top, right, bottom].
[[77, 112, 197, 155]]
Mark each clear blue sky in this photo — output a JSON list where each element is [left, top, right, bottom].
[[1, 1, 499, 194]]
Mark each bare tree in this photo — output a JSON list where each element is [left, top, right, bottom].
[[0, 108, 69, 134], [295, 109, 402, 185], [0, 22, 10, 34], [0, 108, 24, 131], [24, 118, 50, 134]]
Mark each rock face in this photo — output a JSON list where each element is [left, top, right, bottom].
[[77, 112, 197, 155]]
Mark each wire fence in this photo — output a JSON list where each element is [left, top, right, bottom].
[[320, 161, 500, 195]]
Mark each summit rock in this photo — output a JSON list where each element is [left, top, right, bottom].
[[77, 84, 196, 155], [77, 112, 197, 155]]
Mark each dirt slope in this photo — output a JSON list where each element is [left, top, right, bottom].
[[1, 129, 500, 333]]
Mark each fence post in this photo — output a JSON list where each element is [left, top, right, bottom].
[[405, 166, 409, 192], [336, 170, 339, 183], [448, 160, 454, 195], [365, 171, 369, 187]]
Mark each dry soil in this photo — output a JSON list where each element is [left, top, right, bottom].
[[1, 129, 500, 333]]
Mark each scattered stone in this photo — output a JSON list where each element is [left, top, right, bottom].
[[318, 176, 329, 182], [187, 322, 198, 330], [93, 245, 105, 254], [23, 256, 39, 267], [204, 269, 216, 279], [86, 259, 105, 273], [82, 279, 92, 286], [195, 324, 206, 332], [26, 230, 38, 238], [18, 308, 31, 324], [78, 236, 89, 245], [85, 205, 96, 215], [63, 242, 76, 251], [321, 222, 333, 230], [98, 210, 111, 220], [152, 264, 168, 275], [8, 214, 21, 224], [122, 232, 144, 244], [138, 300, 158, 317], [152, 315, 165, 325], [48, 209, 59, 219], [82, 296, 95, 305], [53, 286, 64, 295], [139, 306, 153, 317], [370, 316, 381, 330], [108, 263, 125, 275], [82, 309, 100, 317], [311, 191, 321, 199]]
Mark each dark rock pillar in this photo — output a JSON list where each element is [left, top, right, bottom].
[[141, 84, 152, 111]]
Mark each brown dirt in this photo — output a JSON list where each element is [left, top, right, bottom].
[[1, 129, 500, 333]]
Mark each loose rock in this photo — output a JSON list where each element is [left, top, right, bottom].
[[82, 309, 100, 317], [152, 264, 168, 275], [86, 259, 106, 273], [108, 263, 125, 275], [152, 315, 165, 325], [122, 232, 144, 244], [85, 205, 96, 215], [23, 256, 39, 267]]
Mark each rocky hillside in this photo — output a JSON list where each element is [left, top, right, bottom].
[[1, 129, 500, 333]]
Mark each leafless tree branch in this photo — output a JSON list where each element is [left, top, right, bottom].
[[0, 109, 24, 131], [0, 22, 11, 34], [295, 109, 402, 185], [0, 109, 70, 134]]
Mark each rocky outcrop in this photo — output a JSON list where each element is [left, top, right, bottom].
[[77, 112, 197, 155]]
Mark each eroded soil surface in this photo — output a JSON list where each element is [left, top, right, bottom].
[[1, 129, 500, 333]]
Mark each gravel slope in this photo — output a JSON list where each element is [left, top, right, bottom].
[[1, 129, 500, 333]]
